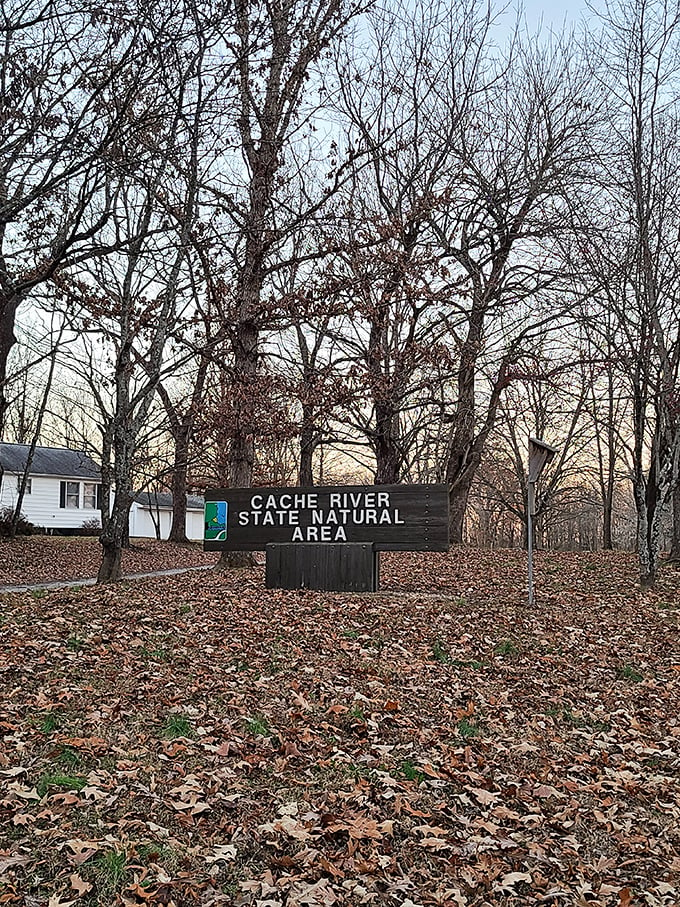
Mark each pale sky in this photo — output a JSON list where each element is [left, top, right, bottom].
[[521, 0, 591, 31]]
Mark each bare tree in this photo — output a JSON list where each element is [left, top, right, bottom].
[[330, 1, 597, 536], [431, 34, 599, 543], [578, 0, 680, 585], [57, 0, 224, 581], [155, 287, 219, 543], [331, 0, 485, 486], [478, 350, 595, 549], [206, 0, 366, 566], [0, 0, 163, 436]]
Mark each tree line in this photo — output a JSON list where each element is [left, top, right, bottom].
[[2, 0, 680, 586]]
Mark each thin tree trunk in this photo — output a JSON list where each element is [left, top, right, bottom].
[[10, 339, 61, 537], [603, 476, 614, 550], [603, 366, 617, 549], [299, 411, 315, 486], [0, 294, 22, 439], [634, 468, 656, 588], [169, 429, 190, 543], [670, 482, 680, 562]]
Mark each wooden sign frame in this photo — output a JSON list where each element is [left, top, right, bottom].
[[204, 483, 449, 552]]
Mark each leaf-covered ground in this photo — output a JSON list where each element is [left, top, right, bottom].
[[0, 537, 217, 586], [1, 549, 679, 906]]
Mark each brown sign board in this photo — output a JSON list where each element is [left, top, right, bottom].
[[203, 483, 449, 552]]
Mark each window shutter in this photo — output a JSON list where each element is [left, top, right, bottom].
[[60, 481, 66, 508], [96, 484, 102, 510]]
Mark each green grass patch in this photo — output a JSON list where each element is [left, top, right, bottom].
[[162, 714, 194, 739], [431, 639, 451, 663], [399, 759, 425, 783], [616, 663, 643, 682], [89, 849, 128, 898], [457, 718, 481, 740], [36, 772, 87, 797], [494, 639, 519, 657], [36, 711, 62, 734], [348, 704, 366, 721], [56, 746, 84, 770], [245, 715, 271, 737]]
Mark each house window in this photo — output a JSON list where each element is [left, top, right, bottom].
[[83, 482, 97, 509], [66, 481, 80, 508], [60, 480, 101, 509], [16, 477, 32, 494]]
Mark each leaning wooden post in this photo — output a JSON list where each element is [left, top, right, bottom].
[[527, 438, 558, 606]]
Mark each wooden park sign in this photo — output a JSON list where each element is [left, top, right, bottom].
[[204, 483, 449, 592]]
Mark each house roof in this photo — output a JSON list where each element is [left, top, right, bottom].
[[0, 443, 101, 479], [134, 492, 205, 512]]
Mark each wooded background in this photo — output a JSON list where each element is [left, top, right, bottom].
[[3, 0, 680, 584]]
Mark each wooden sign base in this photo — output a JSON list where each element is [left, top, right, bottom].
[[265, 543, 379, 592]]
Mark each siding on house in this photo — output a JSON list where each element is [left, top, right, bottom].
[[0, 473, 101, 530]]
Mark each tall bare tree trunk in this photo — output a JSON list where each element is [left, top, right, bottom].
[[299, 410, 316, 486], [215, 0, 352, 567], [0, 295, 22, 439], [169, 430, 190, 544], [670, 482, 680, 562]]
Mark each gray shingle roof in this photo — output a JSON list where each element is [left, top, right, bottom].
[[0, 443, 101, 479], [134, 492, 205, 511]]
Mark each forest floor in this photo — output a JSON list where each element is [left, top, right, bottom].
[[0, 536, 217, 586], [0, 548, 679, 907]]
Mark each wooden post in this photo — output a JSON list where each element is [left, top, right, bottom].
[[527, 439, 558, 606], [266, 543, 379, 592]]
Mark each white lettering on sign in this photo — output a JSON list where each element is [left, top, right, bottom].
[[236, 491, 406, 541], [291, 526, 348, 542], [250, 492, 318, 509], [238, 509, 300, 527], [329, 491, 390, 509]]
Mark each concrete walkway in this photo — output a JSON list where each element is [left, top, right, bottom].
[[0, 564, 214, 594]]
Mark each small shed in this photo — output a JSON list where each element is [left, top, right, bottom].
[[129, 492, 205, 541]]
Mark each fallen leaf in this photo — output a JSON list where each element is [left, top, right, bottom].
[[206, 844, 237, 863], [69, 874, 92, 896]]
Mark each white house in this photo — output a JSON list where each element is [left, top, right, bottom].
[[0, 443, 205, 540], [0, 443, 102, 531]]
